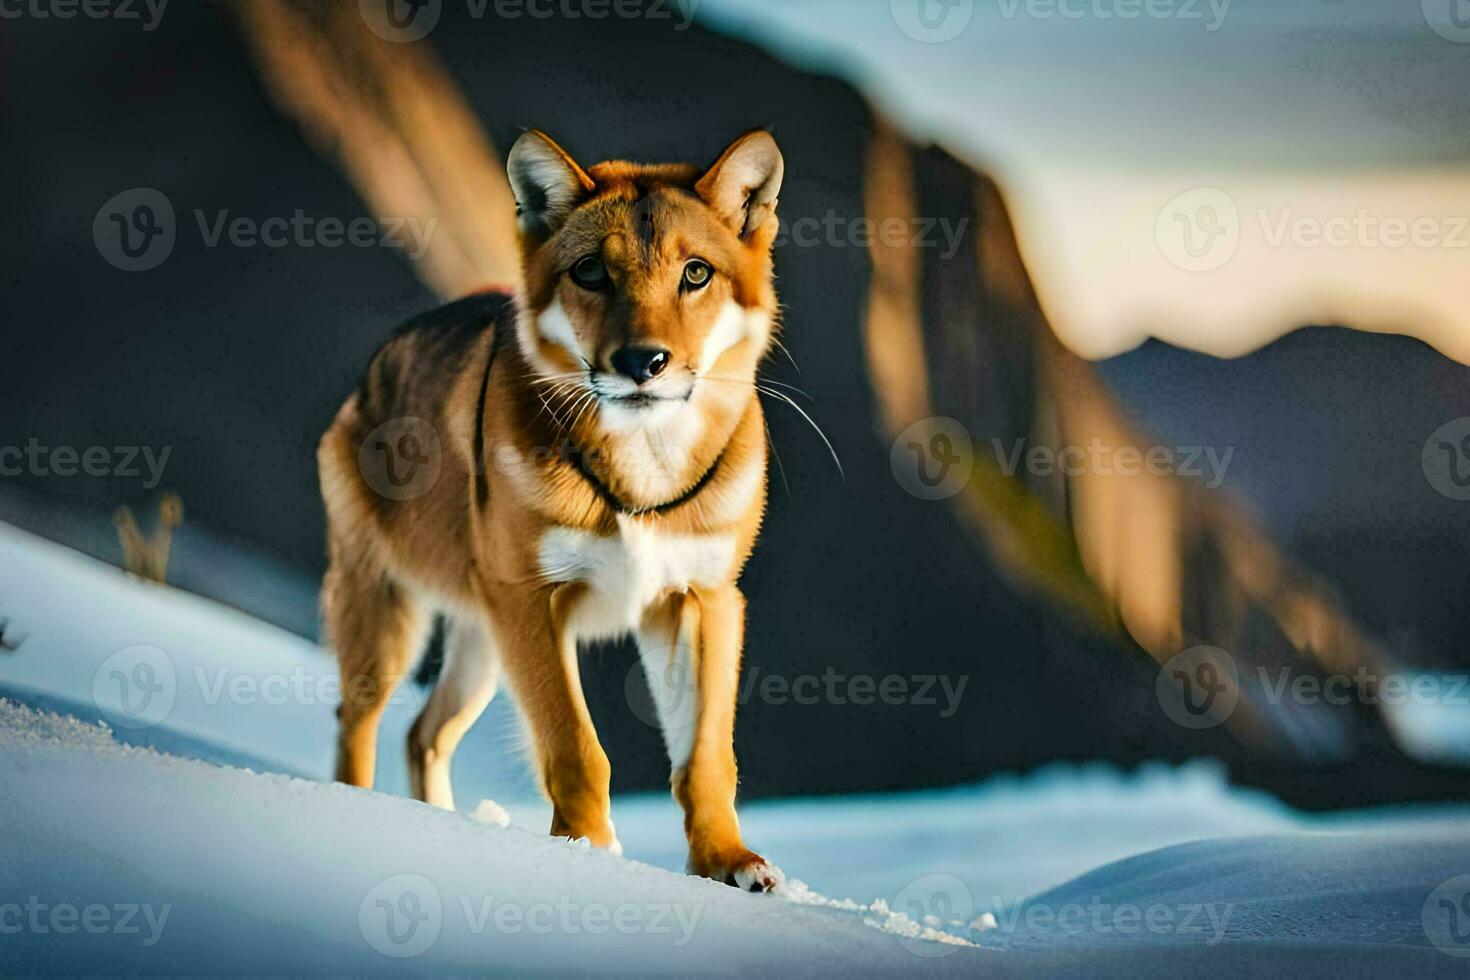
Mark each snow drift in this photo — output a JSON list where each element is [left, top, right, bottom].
[[4, 523, 1470, 975]]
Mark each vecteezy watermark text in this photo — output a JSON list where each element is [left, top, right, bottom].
[[359, 0, 699, 43], [996, 0, 1231, 31], [882, 873, 1233, 959], [629, 659, 969, 733], [737, 666, 968, 716], [195, 210, 438, 259], [1259, 667, 1469, 709], [0, 898, 171, 947], [0, 439, 170, 488], [1156, 645, 1470, 730], [991, 438, 1234, 489], [979, 895, 1234, 945], [91, 644, 437, 731], [776, 211, 971, 260], [0, 0, 168, 30], [1157, 187, 1470, 273], [357, 874, 702, 958], [463, 0, 697, 25], [94, 188, 438, 272]]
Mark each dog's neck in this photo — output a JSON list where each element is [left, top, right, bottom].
[[505, 335, 755, 515]]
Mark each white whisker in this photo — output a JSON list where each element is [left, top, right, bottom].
[[756, 385, 844, 479]]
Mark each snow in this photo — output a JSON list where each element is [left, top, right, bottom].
[[470, 798, 512, 830], [0, 698, 977, 975], [0, 519, 535, 800], [5, 521, 1470, 975]]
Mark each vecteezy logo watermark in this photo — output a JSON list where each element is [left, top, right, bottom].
[[0, 0, 169, 31], [891, 417, 973, 501], [1423, 417, 1470, 501], [360, 0, 442, 42], [357, 874, 703, 957], [1156, 645, 1239, 730], [1156, 187, 1240, 272], [98, 657, 429, 727], [1425, 875, 1470, 957], [357, 417, 443, 501], [626, 644, 691, 735], [94, 188, 439, 271], [1161, 652, 1468, 727], [1424, 0, 1470, 43], [888, 874, 974, 957], [991, 438, 1234, 489], [1158, 190, 1470, 273], [890, 0, 974, 43], [0, 898, 171, 947], [94, 188, 176, 272], [0, 440, 171, 488], [91, 645, 177, 730], [995, 0, 1232, 31], [359, 874, 443, 959]]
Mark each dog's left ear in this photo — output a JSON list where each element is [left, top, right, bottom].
[[696, 131, 784, 239]]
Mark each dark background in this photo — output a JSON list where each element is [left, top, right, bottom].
[[3, 3, 1469, 809]]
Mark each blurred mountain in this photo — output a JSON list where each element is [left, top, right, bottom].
[[1099, 327, 1470, 670]]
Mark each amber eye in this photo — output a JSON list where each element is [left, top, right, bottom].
[[682, 259, 712, 291], [570, 255, 610, 290]]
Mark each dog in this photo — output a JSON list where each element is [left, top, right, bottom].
[[318, 129, 785, 891]]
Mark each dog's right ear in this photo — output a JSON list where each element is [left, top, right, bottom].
[[506, 130, 596, 240]]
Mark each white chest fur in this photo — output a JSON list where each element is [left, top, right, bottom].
[[538, 519, 736, 640]]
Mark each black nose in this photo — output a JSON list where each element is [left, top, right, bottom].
[[609, 347, 671, 385]]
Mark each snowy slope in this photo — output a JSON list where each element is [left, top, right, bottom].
[[0, 700, 980, 976], [5, 699, 1469, 976], [0, 519, 535, 800], [5, 522, 1470, 975]]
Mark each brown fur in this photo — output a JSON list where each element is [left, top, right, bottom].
[[318, 131, 786, 890]]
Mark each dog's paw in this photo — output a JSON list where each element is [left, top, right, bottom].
[[731, 857, 784, 893], [691, 851, 785, 893]]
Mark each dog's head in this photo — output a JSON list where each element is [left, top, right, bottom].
[[507, 130, 782, 430]]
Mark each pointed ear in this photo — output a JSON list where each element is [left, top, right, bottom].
[[695, 131, 784, 239], [506, 130, 596, 239]]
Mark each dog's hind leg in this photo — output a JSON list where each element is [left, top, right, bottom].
[[408, 614, 501, 810], [324, 548, 429, 790]]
